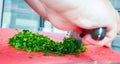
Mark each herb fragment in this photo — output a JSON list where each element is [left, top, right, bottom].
[[29, 54, 34, 59], [9, 30, 87, 56]]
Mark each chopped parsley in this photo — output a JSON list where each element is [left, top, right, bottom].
[[9, 30, 87, 56]]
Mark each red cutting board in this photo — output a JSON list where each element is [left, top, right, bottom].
[[0, 28, 120, 64]]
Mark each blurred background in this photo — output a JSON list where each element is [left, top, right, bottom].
[[0, 0, 68, 33], [0, 0, 120, 32], [0, 0, 120, 33], [0, 0, 120, 52]]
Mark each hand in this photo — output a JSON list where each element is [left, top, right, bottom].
[[25, 0, 120, 47]]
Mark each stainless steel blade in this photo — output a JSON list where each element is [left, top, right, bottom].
[[69, 31, 82, 48]]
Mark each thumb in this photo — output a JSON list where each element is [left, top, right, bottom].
[[73, 18, 101, 30]]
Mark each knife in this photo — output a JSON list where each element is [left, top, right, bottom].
[[92, 27, 106, 40], [71, 27, 106, 40], [70, 27, 106, 46]]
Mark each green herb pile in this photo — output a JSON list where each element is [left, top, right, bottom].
[[9, 30, 87, 56]]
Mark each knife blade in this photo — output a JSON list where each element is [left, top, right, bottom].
[[69, 31, 82, 48]]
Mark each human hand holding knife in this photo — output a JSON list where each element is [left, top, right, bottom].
[[71, 27, 106, 46], [25, 0, 118, 47]]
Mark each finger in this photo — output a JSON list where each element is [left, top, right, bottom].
[[82, 34, 99, 45], [25, 0, 48, 20], [73, 18, 104, 29], [46, 7, 77, 31], [40, 0, 80, 13], [82, 25, 117, 47], [99, 25, 117, 47]]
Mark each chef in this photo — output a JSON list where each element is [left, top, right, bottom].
[[25, 0, 120, 47]]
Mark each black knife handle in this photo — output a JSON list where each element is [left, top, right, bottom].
[[92, 27, 106, 40]]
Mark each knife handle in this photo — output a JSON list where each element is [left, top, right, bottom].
[[92, 27, 106, 40]]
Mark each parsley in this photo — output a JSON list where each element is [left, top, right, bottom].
[[9, 30, 87, 56]]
